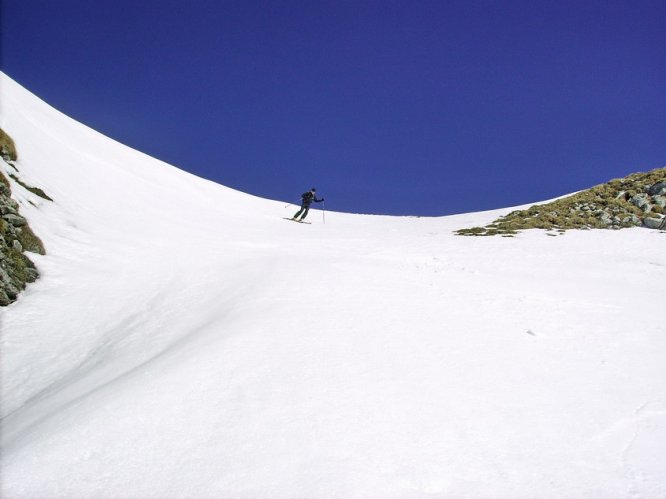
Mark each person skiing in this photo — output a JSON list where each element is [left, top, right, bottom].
[[292, 188, 324, 221]]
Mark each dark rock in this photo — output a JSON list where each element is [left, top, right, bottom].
[[621, 215, 641, 226], [0, 289, 9, 306], [3, 213, 26, 227], [643, 216, 666, 229], [0, 204, 17, 215], [25, 267, 39, 282], [630, 194, 651, 212], [648, 181, 666, 196], [598, 212, 612, 225]]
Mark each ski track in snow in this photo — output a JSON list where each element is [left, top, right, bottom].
[[1, 72, 666, 497]]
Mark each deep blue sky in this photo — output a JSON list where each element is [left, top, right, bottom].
[[2, 0, 664, 215]]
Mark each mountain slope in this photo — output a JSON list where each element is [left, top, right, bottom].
[[1, 73, 665, 498]]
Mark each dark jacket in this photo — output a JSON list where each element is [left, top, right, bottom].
[[301, 191, 323, 206]]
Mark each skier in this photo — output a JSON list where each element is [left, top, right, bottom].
[[292, 188, 324, 221]]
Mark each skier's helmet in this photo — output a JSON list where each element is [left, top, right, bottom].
[[311, 188, 316, 192]]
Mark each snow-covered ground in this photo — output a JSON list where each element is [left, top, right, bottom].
[[1, 73, 665, 498]]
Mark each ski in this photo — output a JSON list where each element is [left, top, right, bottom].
[[283, 217, 311, 224]]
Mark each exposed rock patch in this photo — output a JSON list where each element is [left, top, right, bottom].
[[457, 167, 666, 236], [1, 128, 47, 306]]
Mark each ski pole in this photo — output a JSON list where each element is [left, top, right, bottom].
[[322, 201, 326, 224]]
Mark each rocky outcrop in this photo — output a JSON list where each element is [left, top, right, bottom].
[[1, 129, 47, 306], [457, 167, 666, 236], [0, 128, 17, 163]]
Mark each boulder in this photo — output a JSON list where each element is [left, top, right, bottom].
[[2, 213, 26, 227], [0, 204, 18, 215], [621, 215, 641, 226], [0, 289, 10, 306], [647, 181, 666, 196], [25, 267, 39, 282], [653, 195, 666, 208], [643, 216, 666, 229], [630, 194, 651, 212], [598, 211, 612, 226]]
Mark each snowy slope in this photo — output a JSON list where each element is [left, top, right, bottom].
[[1, 73, 665, 498]]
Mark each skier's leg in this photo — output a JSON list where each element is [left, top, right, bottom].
[[293, 206, 304, 219], [300, 206, 310, 220]]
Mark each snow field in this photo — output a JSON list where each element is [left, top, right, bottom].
[[1, 73, 665, 497]]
